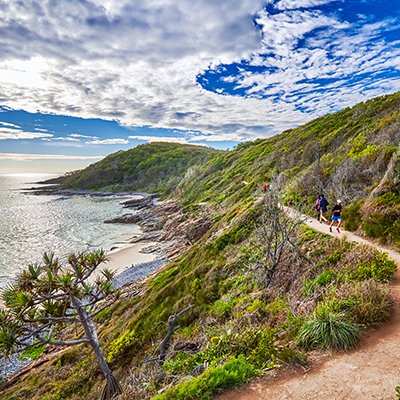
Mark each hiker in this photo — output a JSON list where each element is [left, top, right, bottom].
[[262, 184, 269, 192], [318, 194, 329, 223], [329, 199, 343, 233], [315, 195, 321, 220]]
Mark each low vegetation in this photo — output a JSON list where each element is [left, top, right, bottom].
[[1, 92, 399, 399], [56, 142, 221, 196]]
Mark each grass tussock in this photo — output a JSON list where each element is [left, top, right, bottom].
[[296, 307, 360, 350]]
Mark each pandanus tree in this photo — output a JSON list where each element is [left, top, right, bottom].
[[0, 250, 122, 400]]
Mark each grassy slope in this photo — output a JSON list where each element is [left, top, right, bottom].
[[179, 92, 400, 246], [59, 142, 221, 196], [1, 92, 399, 399]]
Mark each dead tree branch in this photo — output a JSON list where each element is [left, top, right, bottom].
[[158, 305, 193, 366]]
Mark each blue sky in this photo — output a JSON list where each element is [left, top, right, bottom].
[[0, 0, 399, 173]]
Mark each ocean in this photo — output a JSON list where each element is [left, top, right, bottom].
[[0, 174, 140, 290]]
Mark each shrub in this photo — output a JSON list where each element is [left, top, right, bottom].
[[152, 356, 257, 400], [325, 280, 393, 325], [302, 270, 336, 296], [210, 297, 237, 320], [296, 307, 360, 350], [363, 210, 400, 244], [350, 252, 396, 281], [343, 200, 363, 231]]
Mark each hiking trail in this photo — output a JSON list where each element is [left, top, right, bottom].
[[219, 208, 400, 400]]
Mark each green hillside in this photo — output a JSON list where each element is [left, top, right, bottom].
[[179, 92, 400, 246], [59, 142, 222, 196], [1, 92, 399, 400]]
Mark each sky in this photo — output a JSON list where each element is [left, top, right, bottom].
[[0, 0, 399, 173]]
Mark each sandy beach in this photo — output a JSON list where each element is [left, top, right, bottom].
[[102, 241, 158, 276]]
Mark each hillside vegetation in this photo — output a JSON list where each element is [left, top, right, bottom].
[[179, 92, 400, 247], [1, 92, 399, 399], [58, 142, 221, 196]]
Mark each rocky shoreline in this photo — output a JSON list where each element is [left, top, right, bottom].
[[105, 195, 212, 259], [1, 187, 212, 382]]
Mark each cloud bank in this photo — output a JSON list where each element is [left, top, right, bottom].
[[0, 0, 399, 142]]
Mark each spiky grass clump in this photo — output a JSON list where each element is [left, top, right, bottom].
[[296, 307, 360, 350]]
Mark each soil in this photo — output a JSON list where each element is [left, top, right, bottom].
[[218, 210, 400, 400]]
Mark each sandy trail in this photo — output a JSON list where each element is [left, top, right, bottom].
[[219, 209, 400, 400]]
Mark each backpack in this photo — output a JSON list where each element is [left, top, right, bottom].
[[319, 197, 329, 209]]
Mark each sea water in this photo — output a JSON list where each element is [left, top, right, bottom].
[[0, 174, 140, 290]]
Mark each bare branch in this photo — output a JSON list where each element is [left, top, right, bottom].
[[35, 336, 90, 347], [158, 305, 193, 366]]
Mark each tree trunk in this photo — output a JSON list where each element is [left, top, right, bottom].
[[70, 295, 122, 399]]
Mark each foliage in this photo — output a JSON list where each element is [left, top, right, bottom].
[[303, 269, 336, 296], [349, 252, 397, 281], [58, 142, 221, 196], [324, 280, 393, 325], [18, 343, 47, 361], [297, 307, 360, 350], [151, 357, 257, 400], [343, 200, 363, 231], [0, 250, 122, 400]]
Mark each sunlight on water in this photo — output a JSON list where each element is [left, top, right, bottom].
[[0, 174, 139, 289]]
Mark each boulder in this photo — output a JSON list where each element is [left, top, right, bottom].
[[104, 213, 141, 224]]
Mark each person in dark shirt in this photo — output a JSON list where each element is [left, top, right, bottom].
[[329, 199, 343, 233], [318, 194, 329, 223]]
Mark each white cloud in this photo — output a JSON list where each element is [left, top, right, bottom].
[[0, 153, 103, 161], [0, 0, 397, 141], [42, 136, 81, 142], [128, 135, 189, 144], [69, 133, 99, 139], [275, 0, 338, 10], [0, 121, 20, 128], [189, 133, 247, 142], [87, 138, 129, 144], [0, 127, 53, 140], [34, 128, 51, 132]]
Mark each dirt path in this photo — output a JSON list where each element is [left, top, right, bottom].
[[219, 210, 400, 400]]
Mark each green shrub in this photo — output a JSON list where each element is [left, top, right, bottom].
[[296, 307, 360, 350], [152, 356, 257, 400], [94, 307, 112, 323], [150, 267, 179, 288], [363, 210, 400, 244], [19, 343, 47, 361], [302, 270, 336, 296], [343, 200, 363, 231], [210, 297, 237, 320], [162, 328, 276, 377], [107, 329, 136, 363], [350, 252, 396, 281], [396, 384, 400, 399], [325, 280, 393, 325]]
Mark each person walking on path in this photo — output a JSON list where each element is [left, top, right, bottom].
[[329, 199, 343, 233], [317, 194, 329, 223], [315, 195, 321, 220]]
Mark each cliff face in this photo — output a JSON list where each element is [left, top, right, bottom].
[[2, 92, 399, 400]]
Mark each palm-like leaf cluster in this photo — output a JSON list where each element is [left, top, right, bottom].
[[0, 249, 115, 356]]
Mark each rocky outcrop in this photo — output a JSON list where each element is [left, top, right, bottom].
[[104, 214, 142, 224], [120, 195, 157, 209], [105, 197, 212, 259]]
